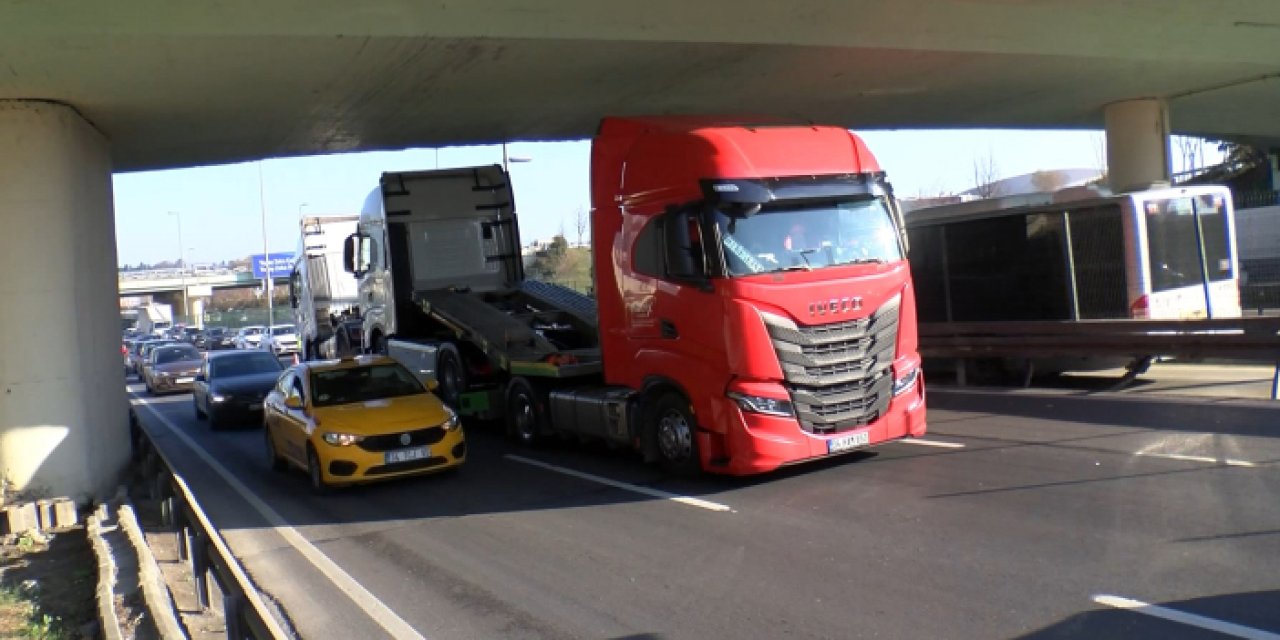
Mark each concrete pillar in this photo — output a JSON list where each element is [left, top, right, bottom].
[[1104, 98, 1172, 193], [0, 101, 129, 502]]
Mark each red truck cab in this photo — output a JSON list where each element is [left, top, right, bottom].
[[592, 116, 926, 474]]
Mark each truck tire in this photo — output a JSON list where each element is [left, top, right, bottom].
[[505, 377, 544, 447], [435, 343, 467, 409], [648, 392, 701, 475]]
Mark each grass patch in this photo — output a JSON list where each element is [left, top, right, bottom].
[[0, 584, 65, 639], [1, 526, 95, 640]]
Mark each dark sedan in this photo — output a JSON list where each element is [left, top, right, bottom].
[[192, 351, 285, 430]]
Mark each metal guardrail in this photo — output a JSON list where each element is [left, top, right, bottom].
[[919, 317, 1280, 398], [128, 408, 289, 640]]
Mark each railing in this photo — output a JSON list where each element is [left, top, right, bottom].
[[128, 409, 289, 640], [919, 316, 1280, 398]]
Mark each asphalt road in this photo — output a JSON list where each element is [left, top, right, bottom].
[[127, 378, 1280, 640]]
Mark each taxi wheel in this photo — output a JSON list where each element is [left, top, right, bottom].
[[193, 399, 206, 420], [307, 446, 332, 494], [265, 427, 288, 472], [505, 377, 544, 447]]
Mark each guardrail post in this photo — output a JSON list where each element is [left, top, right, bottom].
[[223, 593, 245, 640], [192, 531, 211, 610]]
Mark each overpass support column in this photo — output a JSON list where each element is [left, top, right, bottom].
[[0, 101, 129, 501], [1104, 98, 1171, 193]]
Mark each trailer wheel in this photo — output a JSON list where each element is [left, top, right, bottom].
[[436, 343, 467, 409], [505, 377, 544, 447], [372, 333, 387, 355], [649, 393, 701, 475]]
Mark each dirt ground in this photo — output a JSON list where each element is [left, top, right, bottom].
[[0, 525, 97, 640]]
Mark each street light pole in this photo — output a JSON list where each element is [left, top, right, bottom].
[[168, 210, 188, 323], [258, 162, 274, 328]]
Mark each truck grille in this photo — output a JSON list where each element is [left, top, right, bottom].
[[765, 297, 900, 433]]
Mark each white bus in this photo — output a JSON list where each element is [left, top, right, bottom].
[[906, 184, 1241, 325]]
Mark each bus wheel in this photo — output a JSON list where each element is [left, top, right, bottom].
[[505, 377, 544, 447], [436, 343, 467, 409], [649, 393, 701, 475]]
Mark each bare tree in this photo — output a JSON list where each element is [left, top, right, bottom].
[[971, 152, 1002, 199], [1091, 132, 1109, 185], [574, 206, 589, 247]]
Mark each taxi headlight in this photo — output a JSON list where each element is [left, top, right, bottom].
[[211, 393, 228, 403], [441, 407, 461, 432], [322, 432, 365, 447]]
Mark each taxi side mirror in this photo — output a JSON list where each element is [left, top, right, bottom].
[[426, 379, 440, 392], [284, 396, 303, 410]]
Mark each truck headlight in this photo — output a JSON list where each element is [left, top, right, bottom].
[[892, 367, 920, 396], [727, 392, 794, 417], [441, 408, 461, 431], [322, 432, 365, 446]]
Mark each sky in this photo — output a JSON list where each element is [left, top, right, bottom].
[[111, 129, 1217, 267]]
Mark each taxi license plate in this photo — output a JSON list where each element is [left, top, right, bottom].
[[176, 377, 194, 384], [827, 431, 870, 453], [385, 447, 429, 464]]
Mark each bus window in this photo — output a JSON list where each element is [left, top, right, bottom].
[[1144, 196, 1222, 293]]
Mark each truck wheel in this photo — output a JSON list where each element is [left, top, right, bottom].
[[435, 344, 467, 409], [194, 398, 206, 420], [505, 377, 544, 447], [649, 393, 701, 475], [372, 334, 387, 355]]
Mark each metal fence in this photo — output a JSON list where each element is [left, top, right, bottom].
[[129, 408, 289, 640]]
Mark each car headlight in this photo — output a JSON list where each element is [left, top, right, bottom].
[[157, 372, 171, 380], [441, 407, 461, 431], [726, 391, 794, 417], [892, 367, 920, 396], [211, 393, 228, 403], [322, 432, 365, 446]]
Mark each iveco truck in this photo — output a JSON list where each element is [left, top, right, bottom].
[[344, 116, 926, 474]]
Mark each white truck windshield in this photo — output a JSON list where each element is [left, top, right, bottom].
[[717, 198, 903, 276]]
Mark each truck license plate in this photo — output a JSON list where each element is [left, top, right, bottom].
[[827, 431, 870, 453], [385, 447, 429, 464]]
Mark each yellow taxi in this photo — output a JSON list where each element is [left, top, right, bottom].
[[263, 355, 464, 491]]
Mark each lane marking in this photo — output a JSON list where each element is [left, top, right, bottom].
[[130, 393, 429, 640], [896, 438, 966, 449], [504, 455, 734, 513], [1135, 452, 1256, 467], [1093, 594, 1280, 640]]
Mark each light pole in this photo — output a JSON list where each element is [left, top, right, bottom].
[[502, 142, 532, 173], [167, 211, 188, 323], [298, 202, 309, 218], [258, 162, 274, 328]]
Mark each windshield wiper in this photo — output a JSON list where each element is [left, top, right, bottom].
[[796, 249, 817, 271]]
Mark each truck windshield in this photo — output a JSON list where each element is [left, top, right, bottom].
[[716, 197, 902, 276]]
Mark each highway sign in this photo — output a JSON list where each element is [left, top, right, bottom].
[[250, 252, 295, 278]]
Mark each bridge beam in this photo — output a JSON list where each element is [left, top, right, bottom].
[[0, 101, 129, 501], [1104, 98, 1172, 193]]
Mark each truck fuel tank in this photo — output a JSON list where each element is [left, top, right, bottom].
[[548, 387, 634, 444]]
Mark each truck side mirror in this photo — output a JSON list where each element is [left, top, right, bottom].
[[343, 234, 360, 275], [662, 211, 711, 290]]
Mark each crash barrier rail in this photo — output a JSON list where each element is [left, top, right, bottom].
[[129, 410, 289, 640], [918, 316, 1280, 398]]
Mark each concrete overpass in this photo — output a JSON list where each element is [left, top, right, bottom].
[[118, 271, 288, 296], [2, 1, 1279, 498]]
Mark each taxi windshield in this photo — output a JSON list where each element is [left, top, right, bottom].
[[716, 197, 903, 276], [310, 364, 424, 407]]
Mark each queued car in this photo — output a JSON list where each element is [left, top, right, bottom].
[[143, 343, 204, 395], [263, 356, 465, 492], [179, 327, 202, 344], [234, 326, 266, 350], [260, 324, 300, 356], [121, 338, 139, 373], [199, 327, 235, 350], [192, 351, 285, 430], [133, 339, 176, 378]]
